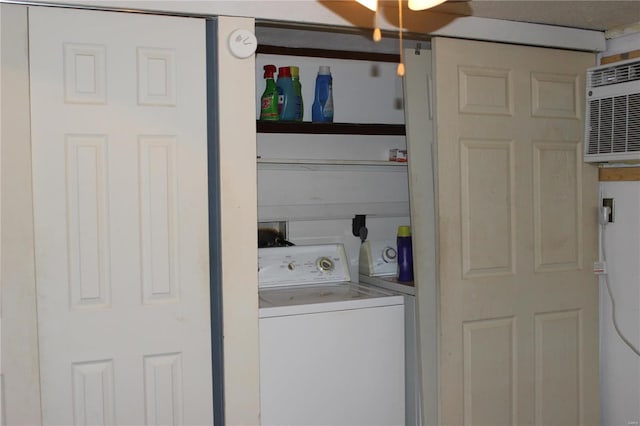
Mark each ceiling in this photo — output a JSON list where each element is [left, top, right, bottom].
[[429, 0, 640, 35]]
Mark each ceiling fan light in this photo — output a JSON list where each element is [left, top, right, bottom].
[[373, 27, 382, 42], [408, 0, 447, 11], [355, 0, 378, 11]]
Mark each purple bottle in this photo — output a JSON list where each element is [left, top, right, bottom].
[[397, 225, 414, 282]]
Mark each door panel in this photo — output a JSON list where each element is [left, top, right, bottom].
[[433, 37, 598, 425], [29, 7, 213, 424], [403, 48, 438, 426]]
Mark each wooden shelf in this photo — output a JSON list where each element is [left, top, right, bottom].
[[256, 121, 405, 135], [257, 158, 408, 167], [256, 45, 400, 63], [599, 166, 640, 181], [256, 45, 405, 136]]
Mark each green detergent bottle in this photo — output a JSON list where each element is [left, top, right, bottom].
[[260, 65, 279, 121]]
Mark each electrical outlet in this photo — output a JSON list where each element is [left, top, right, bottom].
[[603, 198, 615, 223]]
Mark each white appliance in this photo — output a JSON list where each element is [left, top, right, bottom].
[[258, 243, 405, 426], [584, 58, 640, 163], [359, 240, 422, 426]]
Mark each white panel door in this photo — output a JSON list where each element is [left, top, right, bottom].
[[29, 7, 212, 425], [433, 37, 599, 425]]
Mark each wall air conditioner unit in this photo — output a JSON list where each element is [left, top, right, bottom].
[[584, 58, 640, 163]]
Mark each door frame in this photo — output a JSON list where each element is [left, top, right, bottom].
[[1, 4, 42, 424], [206, 17, 225, 426]]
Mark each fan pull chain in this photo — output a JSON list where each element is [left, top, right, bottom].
[[373, 6, 382, 42], [397, 0, 405, 76]]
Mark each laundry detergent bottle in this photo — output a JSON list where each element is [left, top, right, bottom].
[[290, 66, 304, 121], [311, 66, 334, 122], [260, 65, 279, 121], [276, 66, 297, 121], [397, 225, 414, 282]]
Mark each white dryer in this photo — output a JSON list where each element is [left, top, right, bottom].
[[359, 239, 422, 426], [258, 243, 405, 426]]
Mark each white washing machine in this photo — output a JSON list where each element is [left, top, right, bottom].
[[359, 240, 422, 426], [258, 243, 405, 426]]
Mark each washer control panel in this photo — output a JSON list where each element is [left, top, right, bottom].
[[359, 240, 398, 277], [258, 244, 350, 288]]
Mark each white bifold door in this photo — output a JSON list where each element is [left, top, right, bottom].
[[29, 7, 213, 425]]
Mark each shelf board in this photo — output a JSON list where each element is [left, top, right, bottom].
[[257, 158, 407, 167], [256, 121, 406, 135], [599, 166, 640, 181], [256, 45, 400, 63]]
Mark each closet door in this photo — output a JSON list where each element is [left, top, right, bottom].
[[29, 7, 213, 424], [434, 37, 598, 425], [404, 47, 438, 426]]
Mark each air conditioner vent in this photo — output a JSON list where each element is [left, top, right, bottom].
[[585, 59, 640, 163], [586, 93, 640, 156], [590, 60, 640, 88]]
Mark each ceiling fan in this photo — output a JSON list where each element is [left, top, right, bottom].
[[356, 0, 448, 11], [355, 0, 460, 75]]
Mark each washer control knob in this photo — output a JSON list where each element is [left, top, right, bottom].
[[382, 246, 397, 263], [316, 256, 335, 272]]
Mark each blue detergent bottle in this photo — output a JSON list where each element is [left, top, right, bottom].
[[312, 66, 334, 122], [276, 66, 297, 121]]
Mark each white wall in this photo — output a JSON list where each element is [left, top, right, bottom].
[[0, 6, 3, 423], [598, 31, 640, 63], [597, 32, 640, 426], [599, 181, 640, 426]]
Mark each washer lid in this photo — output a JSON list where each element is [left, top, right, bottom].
[[359, 274, 415, 296], [259, 282, 404, 317]]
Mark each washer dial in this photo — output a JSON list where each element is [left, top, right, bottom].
[[382, 246, 397, 263], [316, 256, 335, 272]]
